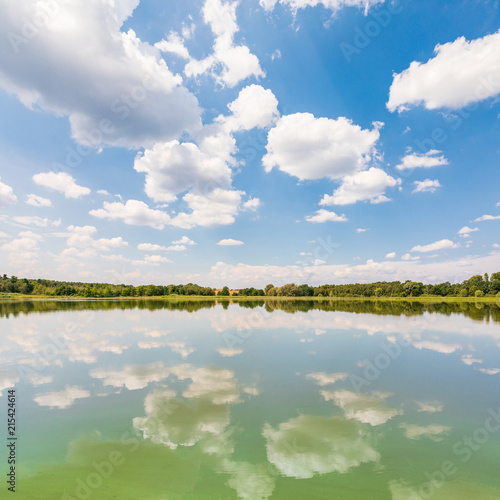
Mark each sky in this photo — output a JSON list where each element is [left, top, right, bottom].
[[0, 0, 499, 288]]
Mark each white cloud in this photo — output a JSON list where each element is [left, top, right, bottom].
[[34, 386, 90, 409], [155, 32, 191, 59], [401, 253, 420, 261], [0, 0, 201, 148], [242, 197, 261, 211], [305, 209, 348, 223], [385, 252, 396, 259], [263, 414, 379, 479], [207, 251, 500, 289], [217, 347, 244, 357], [395, 150, 449, 171], [171, 189, 244, 229], [399, 423, 451, 441], [478, 368, 500, 375], [172, 236, 196, 246], [134, 139, 233, 204], [217, 239, 244, 246], [145, 255, 172, 264], [2, 231, 41, 253], [64, 225, 128, 254], [0, 178, 18, 206], [493, 243, 500, 249], [462, 354, 482, 366], [11, 216, 61, 228], [137, 243, 169, 251], [356, 228, 369, 233], [474, 214, 500, 222], [410, 340, 461, 354], [184, 0, 265, 87], [321, 390, 402, 426], [33, 172, 90, 199], [90, 200, 171, 229], [415, 401, 443, 413], [320, 167, 401, 206], [458, 226, 479, 238], [132, 85, 276, 228], [412, 179, 441, 194], [260, 0, 384, 14], [263, 114, 382, 181], [410, 239, 459, 253], [91, 362, 171, 391], [25, 194, 52, 207], [223, 84, 279, 131], [387, 30, 500, 112], [306, 372, 348, 386]]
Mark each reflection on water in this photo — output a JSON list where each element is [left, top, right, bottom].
[[1, 297, 500, 322], [1, 300, 500, 499]]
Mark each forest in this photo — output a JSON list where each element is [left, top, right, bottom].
[[1, 272, 499, 298]]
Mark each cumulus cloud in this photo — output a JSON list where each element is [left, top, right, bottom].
[[305, 209, 348, 223], [263, 114, 382, 181], [474, 214, 500, 222], [137, 243, 169, 251], [0, 178, 18, 206], [133, 85, 277, 228], [263, 414, 380, 479], [184, 0, 265, 87], [458, 226, 479, 238], [134, 140, 233, 204], [170, 188, 244, 229], [412, 179, 441, 194], [25, 194, 52, 207], [321, 390, 402, 426], [222, 84, 279, 131], [0, 0, 201, 148], [385, 252, 396, 259], [173, 236, 196, 246], [33, 172, 90, 199], [217, 239, 244, 246], [395, 150, 449, 171], [320, 167, 401, 205], [410, 239, 459, 253], [399, 423, 451, 441], [90, 200, 171, 229], [387, 30, 500, 112], [34, 386, 90, 409]]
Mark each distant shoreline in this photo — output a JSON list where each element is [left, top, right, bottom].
[[1, 294, 499, 303]]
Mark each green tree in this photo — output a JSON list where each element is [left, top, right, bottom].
[[219, 286, 230, 296]]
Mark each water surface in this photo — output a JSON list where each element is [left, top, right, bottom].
[[1, 299, 500, 499]]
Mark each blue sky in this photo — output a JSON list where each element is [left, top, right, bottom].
[[0, 0, 499, 287]]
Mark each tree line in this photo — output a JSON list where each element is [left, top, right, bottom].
[[1, 272, 499, 298]]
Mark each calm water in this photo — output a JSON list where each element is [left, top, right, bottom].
[[1, 299, 500, 499]]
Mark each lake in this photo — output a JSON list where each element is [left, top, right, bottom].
[[1, 299, 500, 499]]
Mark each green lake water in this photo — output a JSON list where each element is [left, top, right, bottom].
[[1, 299, 500, 499]]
